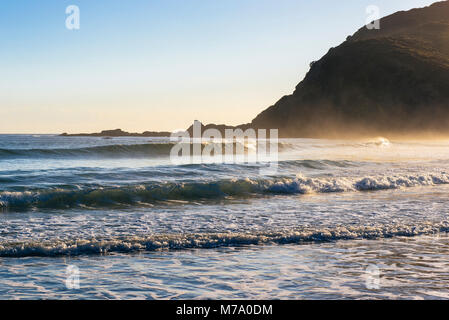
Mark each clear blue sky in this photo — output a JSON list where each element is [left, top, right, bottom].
[[0, 0, 438, 133]]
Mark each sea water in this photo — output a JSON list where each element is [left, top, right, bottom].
[[1, 134, 449, 299]]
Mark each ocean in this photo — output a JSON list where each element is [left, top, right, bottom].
[[1, 134, 449, 299]]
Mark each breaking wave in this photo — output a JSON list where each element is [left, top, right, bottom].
[[277, 137, 392, 151], [0, 143, 176, 159], [0, 142, 255, 159], [0, 137, 393, 160], [1, 172, 449, 211], [1, 223, 448, 257]]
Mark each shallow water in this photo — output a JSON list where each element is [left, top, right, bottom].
[[1, 135, 449, 299], [2, 235, 449, 299]]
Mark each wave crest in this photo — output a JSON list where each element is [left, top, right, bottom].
[[0, 143, 176, 159], [0, 142, 255, 159], [1, 172, 449, 211], [1, 223, 448, 257]]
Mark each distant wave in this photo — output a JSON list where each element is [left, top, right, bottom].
[[365, 137, 391, 147], [0, 138, 393, 160], [277, 137, 391, 151], [1, 172, 449, 211], [0, 142, 258, 159], [1, 223, 448, 257], [0, 143, 176, 159]]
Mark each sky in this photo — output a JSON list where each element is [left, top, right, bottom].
[[0, 0, 439, 133]]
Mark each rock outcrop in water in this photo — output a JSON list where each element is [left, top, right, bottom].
[[250, 1, 449, 138], [60, 129, 171, 137]]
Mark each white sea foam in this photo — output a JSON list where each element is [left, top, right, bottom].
[[1, 223, 448, 257], [266, 171, 449, 194], [1, 171, 449, 211]]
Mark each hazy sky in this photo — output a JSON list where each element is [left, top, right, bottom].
[[0, 0, 438, 133]]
